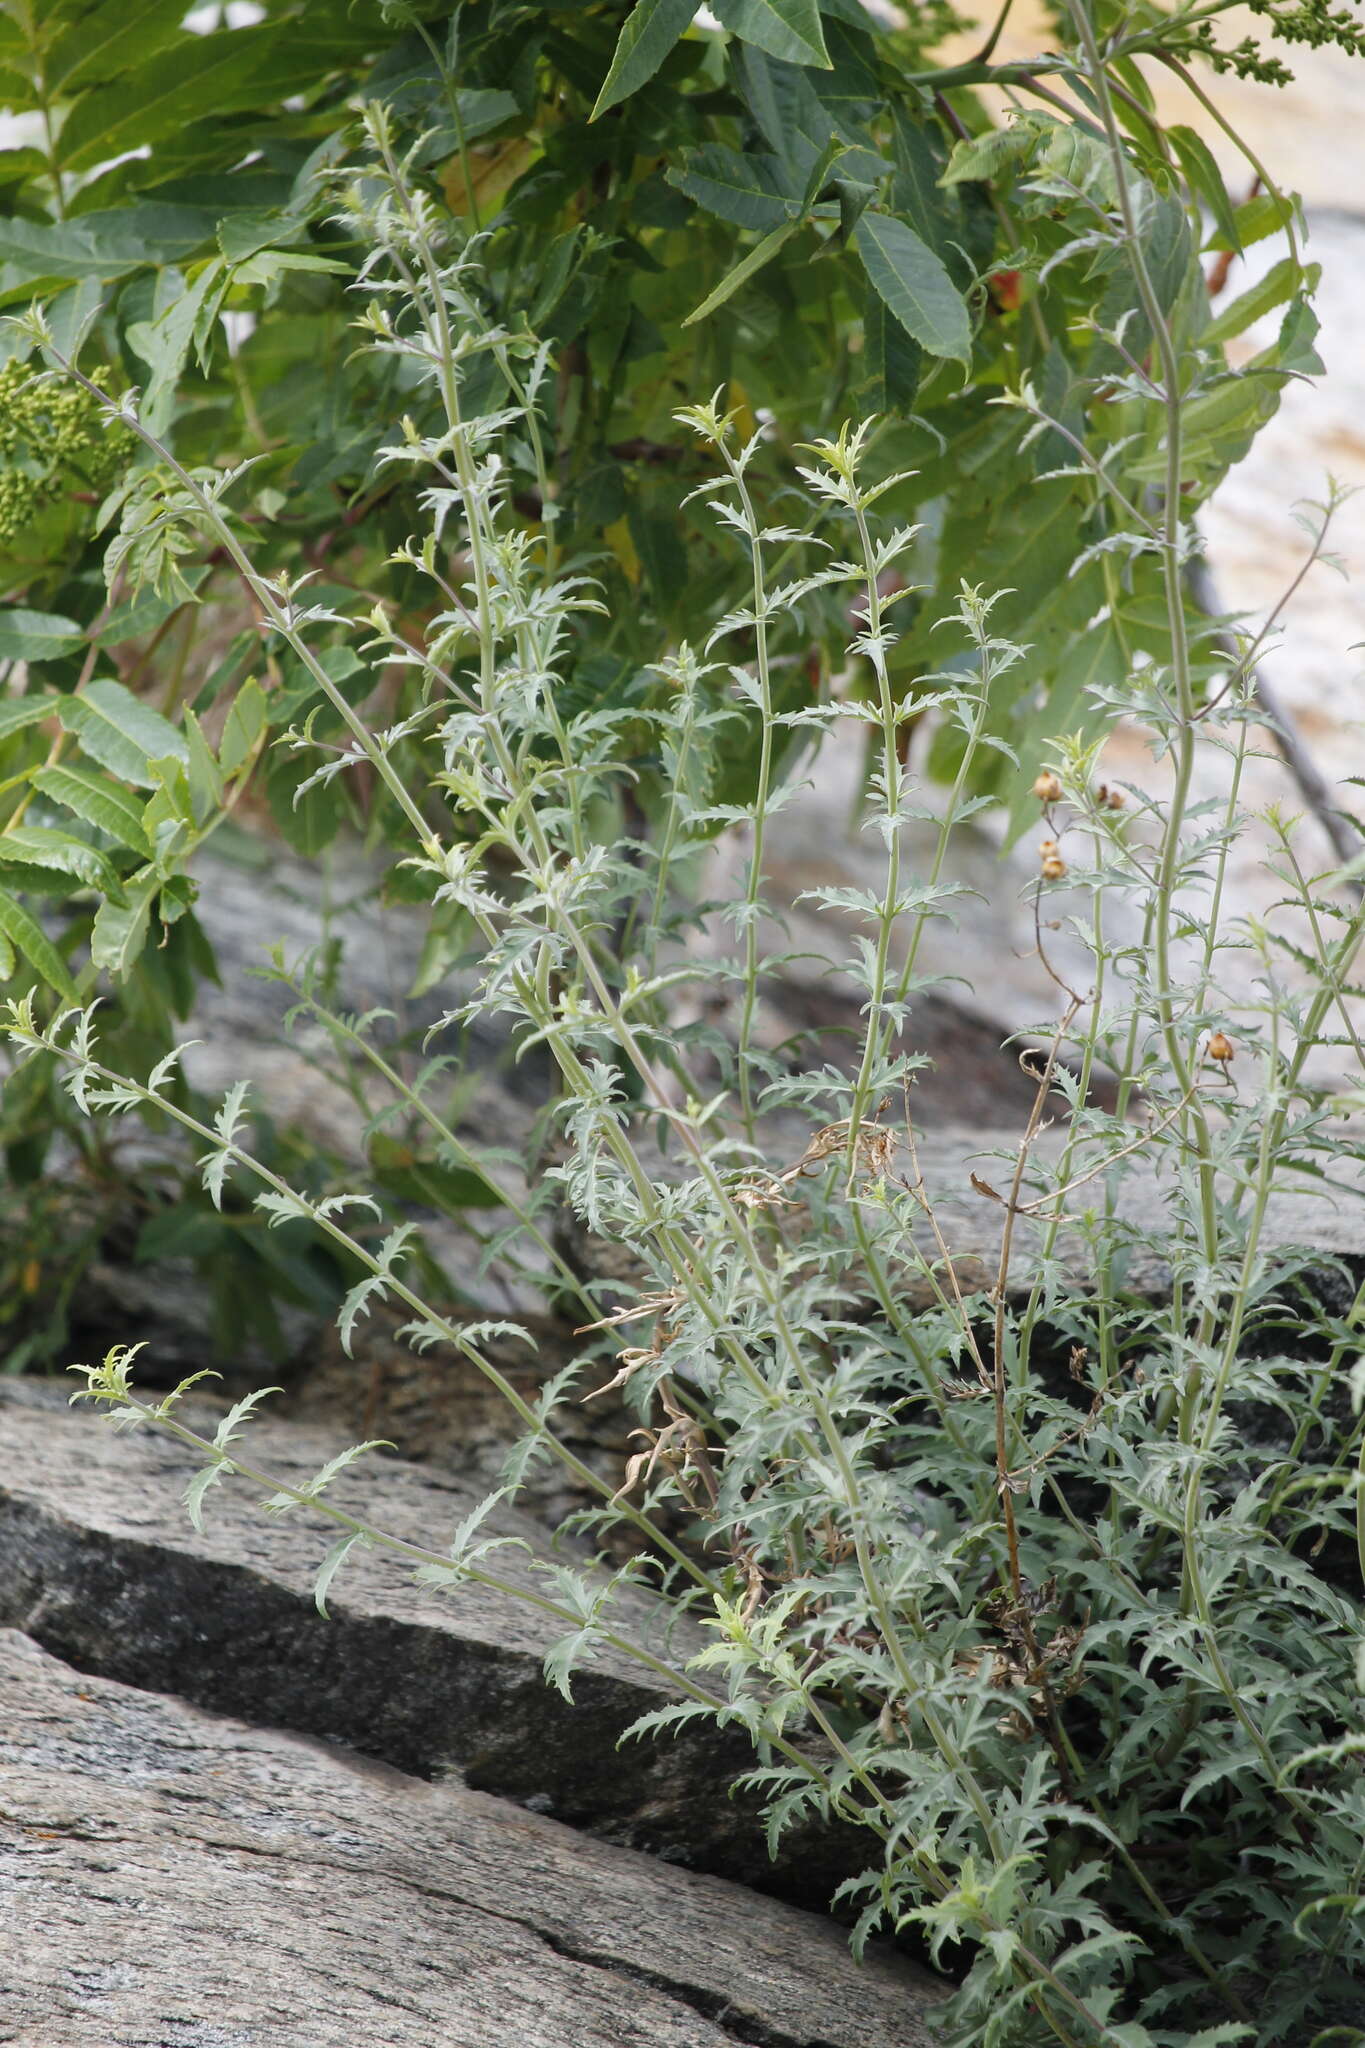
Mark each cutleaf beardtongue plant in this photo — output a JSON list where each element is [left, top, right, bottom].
[[0, 0, 1351, 1369], [8, 63, 1365, 2048]]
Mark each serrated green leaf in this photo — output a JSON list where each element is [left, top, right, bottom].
[[47, 0, 191, 96], [1272, 293, 1323, 378], [861, 287, 920, 414], [591, 0, 697, 119], [0, 206, 217, 294], [855, 212, 971, 364], [218, 677, 267, 778], [218, 210, 306, 264], [1167, 123, 1241, 252], [1205, 258, 1310, 345], [59, 678, 188, 791], [1207, 190, 1294, 253], [32, 764, 150, 852], [229, 248, 350, 287], [1126, 367, 1283, 487], [711, 0, 831, 69], [940, 121, 1038, 188], [94, 575, 207, 650], [55, 27, 281, 174], [543, 1625, 597, 1703], [667, 145, 800, 232], [182, 710, 224, 816], [126, 259, 226, 432], [142, 754, 198, 847], [732, 44, 885, 185], [0, 697, 55, 745], [0, 887, 78, 998], [0, 611, 84, 663], [0, 825, 126, 903], [683, 218, 801, 326], [89, 872, 157, 978]]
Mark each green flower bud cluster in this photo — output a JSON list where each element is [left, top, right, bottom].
[[1179, 1, 1365, 84], [0, 358, 131, 548]]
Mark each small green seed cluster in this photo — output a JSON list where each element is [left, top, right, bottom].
[[0, 358, 130, 547], [1179, 1, 1365, 84]]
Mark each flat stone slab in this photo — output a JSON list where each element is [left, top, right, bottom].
[[0, 1381, 864, 1910], [0, 1627, 945, 2048]]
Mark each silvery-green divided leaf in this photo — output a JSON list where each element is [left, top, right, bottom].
[[183, 1461, 228, 1534], [211, 1387, 283, 1457], [311, 1529, 368, 1617]]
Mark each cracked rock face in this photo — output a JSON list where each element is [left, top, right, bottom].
[[0, 1381, 874, 1917], [0, 1627, 945, 2048]]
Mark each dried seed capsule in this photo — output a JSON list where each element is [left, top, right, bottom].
[[1207, 1031, 1234, 1063], [1041, 851, 1067, 881], [1032, 770, 1063, 804]]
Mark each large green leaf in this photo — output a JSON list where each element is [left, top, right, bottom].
[[0, 825, 126, 902], [668, 146, 801, 232], [734, 45, 885, 184], [0, 698, 55, 745], [31, 764, 150, 853], [710, 0, 831, 70], [0, 205, 217, 296], [941, 121, 1039, 187], [0, 611, 85, 662], [683, 219, 802, 326], [55, 27, 280, 173], [1167, 124, 1241, 253], [126, 259, 226, 431], [90, 871, 158, 977], [217, 678, 268, 780], [854, 213, 971, 365], [592, 0, 698, 119], [47, 0, 191, 96], [1204, 257, 1309, 345], [59, 678, 189, 791], [0, 887, 78, 999], [861, 288, 921, 414]]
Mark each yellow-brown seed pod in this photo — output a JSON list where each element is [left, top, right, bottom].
[[1207, 1031, 1234, 1063], [1032, 770, 1063, 805], [1041, 851, 1067, 881]]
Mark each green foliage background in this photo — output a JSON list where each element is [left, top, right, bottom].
[[0, 0, 1341, 1356]]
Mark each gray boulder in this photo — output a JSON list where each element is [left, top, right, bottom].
[[0, 1380, 877, 1915], [0, 1626, 946, 2048]]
